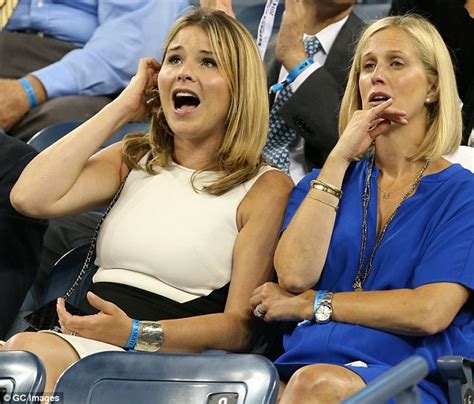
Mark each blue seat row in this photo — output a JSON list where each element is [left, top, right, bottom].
[[1, 349, 473, 403], [0, 350, 278, 404]]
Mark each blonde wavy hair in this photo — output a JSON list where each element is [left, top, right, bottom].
[[339, 14, 462, 161], [122, 8, 269, 195]]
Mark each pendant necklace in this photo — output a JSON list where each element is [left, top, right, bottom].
[[352, 156, 430, 292], [377, 181, 415, 199]]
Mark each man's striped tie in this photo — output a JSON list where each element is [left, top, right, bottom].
[[0, 0, 19, 31], [263, 36, 322, 173]]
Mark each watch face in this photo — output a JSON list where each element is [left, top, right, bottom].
[[316, 304, 331, 322]]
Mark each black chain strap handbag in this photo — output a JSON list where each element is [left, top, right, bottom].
[[24, 179, 127, 332]]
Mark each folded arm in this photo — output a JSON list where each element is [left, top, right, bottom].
[[251, 281, 470, 336]]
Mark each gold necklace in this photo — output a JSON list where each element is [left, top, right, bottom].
[[377, 164, 427, 199], [352, 156, 430, 292], [377, 182, 413, 199]]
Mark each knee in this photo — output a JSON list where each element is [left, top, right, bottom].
[[285, 364, 363, 403], [4, 332, 41, 351], [288, 364, 333, 396]]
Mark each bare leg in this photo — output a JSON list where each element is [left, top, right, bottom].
[[4, 332, 79, 392], [279, 364, 366, 404], [277, 380, 287, 403]]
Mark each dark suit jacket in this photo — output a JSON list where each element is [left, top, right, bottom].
[[0, 133, 48, 337], [264, 12, 365, 170], [390, 0, 474, 145]]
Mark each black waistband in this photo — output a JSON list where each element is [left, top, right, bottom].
[[78, 281, 230, 321]]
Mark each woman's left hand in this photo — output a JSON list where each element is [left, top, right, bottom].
[[332, 98, 408, 162], [57, 292, 132, 348], [250, 282, 315, 322]]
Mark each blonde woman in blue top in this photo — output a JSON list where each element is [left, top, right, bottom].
[[250, 15, 474, 403]]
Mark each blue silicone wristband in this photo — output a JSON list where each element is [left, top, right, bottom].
[[270, 57, 314, 93], [313, 290, 328, 320], [124, 319, 141, 350], [19, 77, 39, 108], [297, 289, 328, 327]]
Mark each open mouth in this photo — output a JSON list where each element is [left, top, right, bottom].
[[368, 93, 391, 106], [173, 90, 200, 113]]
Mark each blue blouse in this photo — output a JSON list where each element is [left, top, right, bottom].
[[275, 159, 474, 394]]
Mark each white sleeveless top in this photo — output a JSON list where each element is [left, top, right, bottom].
[[93, 159, 276, 303]]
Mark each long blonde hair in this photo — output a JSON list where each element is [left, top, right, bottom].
[[339, 15, 462, 161], [123, 8, 269, 195]]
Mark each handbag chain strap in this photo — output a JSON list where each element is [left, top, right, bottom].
[[63, 177, 127, 302]]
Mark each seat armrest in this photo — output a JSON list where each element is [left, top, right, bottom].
[[343, 355, 429, 404], [438, 355, 474, 404], [438, 355, 474, 382]]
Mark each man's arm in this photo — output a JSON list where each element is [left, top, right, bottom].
[[0, 1, 187, 130], [32, 0, 187, 99], [0, 76, 46, 131]]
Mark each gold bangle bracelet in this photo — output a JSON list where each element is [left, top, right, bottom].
[[306, 194, 339, 211], [310, 180, 343, 199]]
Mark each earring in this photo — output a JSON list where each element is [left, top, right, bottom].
[[425, 97, 431, 104]]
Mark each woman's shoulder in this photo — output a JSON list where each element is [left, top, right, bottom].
[[424, 162, 474, 194], [243, 165, 293, 193]]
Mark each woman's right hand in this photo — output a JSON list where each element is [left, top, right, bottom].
[[332, 99, 408, 162], [250, 282, 315, 323], [113, 57, 161, 122]]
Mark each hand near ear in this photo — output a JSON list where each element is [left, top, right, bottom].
[[114, 57, 161, 123]]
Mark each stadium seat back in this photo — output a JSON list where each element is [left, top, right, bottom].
[[0, 351, 46, 402], [54, 351, 279, 404]]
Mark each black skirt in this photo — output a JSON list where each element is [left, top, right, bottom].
[[78, 281, 229, 321]]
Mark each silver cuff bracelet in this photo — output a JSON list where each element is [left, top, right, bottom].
[[134, 321, 164, 352]]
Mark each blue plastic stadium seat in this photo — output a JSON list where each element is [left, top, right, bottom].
[[53, 351, 279, 404], [438, 356, 474, 404], [6, 243, 93, 338], [27, 120, 149, 152], [0, 351, 46, 403], [343, 355, 429, 404], [27, 121, 82, 151], [39, 243, 96, 308], [344, 354, 474, 403]]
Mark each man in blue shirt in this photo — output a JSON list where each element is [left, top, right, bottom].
[[0, 0, 189, 141]]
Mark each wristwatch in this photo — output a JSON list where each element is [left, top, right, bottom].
[[314, 292, 334, 324]]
